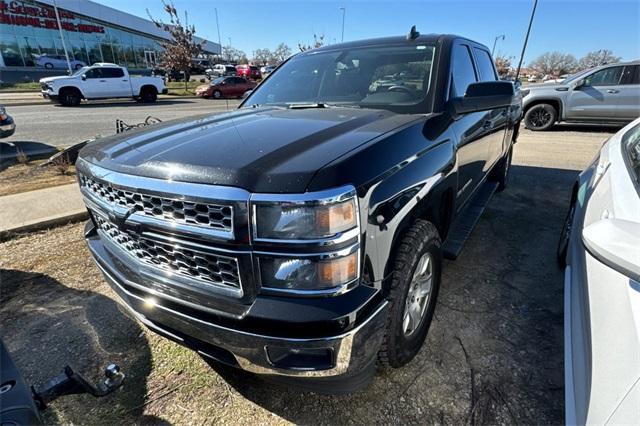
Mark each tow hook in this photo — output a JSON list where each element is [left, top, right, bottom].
[[32, 364, 125, 410]]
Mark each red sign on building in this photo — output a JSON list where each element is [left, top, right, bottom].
[[0, 0, 105, 33]]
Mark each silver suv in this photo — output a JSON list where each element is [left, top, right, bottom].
[[522, 61, 639, 130]]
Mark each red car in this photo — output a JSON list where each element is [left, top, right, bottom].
[[195, 76, 256, 99], [236, 65, 261, 79]]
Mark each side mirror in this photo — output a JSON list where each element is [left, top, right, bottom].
[[582, 219, 640, 282], [448, 81, 515, 116], [81, 74, 87, 81], [242, 90, 253, 99]]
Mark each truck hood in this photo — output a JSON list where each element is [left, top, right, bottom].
[[40, 75, 76, 84], [79, 106, 419, 193]]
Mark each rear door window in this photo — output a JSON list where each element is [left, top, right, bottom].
[[620, 65, 640, 85], [473, 48, 497, 81], [450, 44, 478, 97], [102, 68, 125, 78]]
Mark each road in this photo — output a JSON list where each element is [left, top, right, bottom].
[[0, 125, 619, 424], [3, 98, 241, 148]]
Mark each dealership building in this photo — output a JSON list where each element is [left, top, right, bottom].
[[0, 0, 220, 80]]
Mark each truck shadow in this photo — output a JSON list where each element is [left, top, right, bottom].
[[51, 99, 197, 108], [0, 269, 159, 425], [204, 163, 576, 425]]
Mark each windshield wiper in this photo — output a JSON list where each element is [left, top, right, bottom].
[[287, 102, 360, 109]]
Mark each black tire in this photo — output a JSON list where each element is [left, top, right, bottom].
[[557, 193, 577, 268], [524, 103, 557, 131], [212, 90, 222, 99], [44, 63, 53, 69], [378, 220, 442, 368], [491, 147, 513, 192], [140, 87, 157, 103], [59, 88, 81, 106]]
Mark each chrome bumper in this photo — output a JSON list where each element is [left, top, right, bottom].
[[89, 238, 388, 378]]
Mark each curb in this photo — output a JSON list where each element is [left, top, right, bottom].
[[0, 210, 88, 241]]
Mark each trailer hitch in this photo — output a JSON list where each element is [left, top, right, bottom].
[[31, 364, 125, 410]]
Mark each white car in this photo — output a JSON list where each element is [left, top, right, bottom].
[[206, 64, 237, 78], [559, 117, 640, 424], [36, 54, 86, 70], [39, 63, 167, 106]]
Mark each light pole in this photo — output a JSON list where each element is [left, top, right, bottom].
[[52, 0, 72, 74], [491, 34, 505, 57], [340, 7, 345, 43], [214, 8, 222, 60]]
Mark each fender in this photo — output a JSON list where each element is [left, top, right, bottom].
[[58, 85, 85, 99]]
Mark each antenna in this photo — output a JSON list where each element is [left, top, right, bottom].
[[406, 25, 420, 41], [515, 0, 538, 83]]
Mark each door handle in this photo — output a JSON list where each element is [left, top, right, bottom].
[[606, 89, 619, 94], [99, 79, 106, 82], [482, 120, 492, 129], [122, 79, 128, 82]]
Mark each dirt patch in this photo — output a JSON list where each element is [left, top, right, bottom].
[[0, 127, 613, 424], [0, 159, 76, 196]]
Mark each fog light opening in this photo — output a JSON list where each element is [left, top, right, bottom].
[[265, 346, 335, 371]]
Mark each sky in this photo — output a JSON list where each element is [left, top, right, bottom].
[[97, 0, 640, 64]]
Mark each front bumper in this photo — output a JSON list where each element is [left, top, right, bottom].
[[41, 90, 57, 101], [85, 222, 388, 379], [161, 88, 168, 95]]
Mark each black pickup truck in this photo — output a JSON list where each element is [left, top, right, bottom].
[[77, 31, 521, 391]]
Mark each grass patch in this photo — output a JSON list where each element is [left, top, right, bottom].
[[0, 159, 76, 196], [0, 82, 41, 92]]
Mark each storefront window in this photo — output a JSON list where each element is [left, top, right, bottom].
[[85, 41, 103, 64], [0, 34, 24, 66]]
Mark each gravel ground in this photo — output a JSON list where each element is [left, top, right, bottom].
[[0, 125, 617, 425]]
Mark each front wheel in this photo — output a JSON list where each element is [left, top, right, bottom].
[[212, 90, 222, 99], [524, 103, 557, 131], [378, 220, 442, 368], [58, 88, 81, 106]]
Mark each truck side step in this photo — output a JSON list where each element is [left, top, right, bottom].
[[442, 181, 499, 260]]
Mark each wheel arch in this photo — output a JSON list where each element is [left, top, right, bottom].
[[58, 86, 84, 99], [524, 97, 563, 120], [139, 84, 158, 95]]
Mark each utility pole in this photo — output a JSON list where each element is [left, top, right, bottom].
[[491, 34, 505, 57], [515, 0, 538, 83], [52, 0, 72, 74], [214, 8, 222, 60], [340, 7, 345, 42]]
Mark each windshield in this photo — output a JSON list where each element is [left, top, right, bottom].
[[243, 43, 436, 113], [561, 68, 592, 84], [71, 66, 89, 77]]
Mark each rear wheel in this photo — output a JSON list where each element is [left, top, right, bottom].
[[140, 87, 157, 103], [59, 88, 81, 106], [524, 103, 557, 131], [378, 220, 442, 368]]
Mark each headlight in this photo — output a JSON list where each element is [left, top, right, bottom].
[[252, 187, 358, 241], [259, 251, 358, 291]]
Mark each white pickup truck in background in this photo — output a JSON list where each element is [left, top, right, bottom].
[[40, 63, 167, 106]]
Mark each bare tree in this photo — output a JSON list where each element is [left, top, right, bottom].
[[494, 54, 512, 78], [273, 43, 292, 63], [222, 45, 246, 63], [529, 52, 578, 76], [253, 48, 272, 65], [578, 49, 621, 69], [298, 34, 325, 52], [147, 1, 204, 90]]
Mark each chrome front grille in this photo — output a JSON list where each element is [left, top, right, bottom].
[[93, 212, 241, 289], [79, 174, 233, 233]]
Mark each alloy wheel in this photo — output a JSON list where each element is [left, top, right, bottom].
[[403, 253, 434, 336], [529, 107, 552, 129]]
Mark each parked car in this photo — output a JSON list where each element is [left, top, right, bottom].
[[236, 65, 261, 79], [36, 54, 86, 70], [521, 61, 640, 130], [195, 76, 256, 99], [260, 65, 275, 75], [206, 64, 237, 78], [190, 59, 211, 74], [39, 63, 167, 106], [527, 76, 537, 83], [0, 105, 15, 138], [76, 32, 521, 392], [558, 117, 640, 425]]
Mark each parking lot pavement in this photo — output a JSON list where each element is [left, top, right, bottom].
[[1, 98, 241, 148], [0, 125, 618, 424]]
